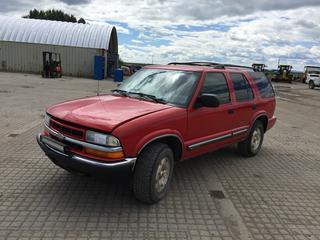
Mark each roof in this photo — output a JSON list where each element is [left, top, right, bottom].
[[0, 16, 117, 50], [305, 66, 320, 68]]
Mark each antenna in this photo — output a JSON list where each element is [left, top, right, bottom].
[[97, 79, 100, 96]]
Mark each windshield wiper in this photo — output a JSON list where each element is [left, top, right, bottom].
[[128, 92, 167, 104], [112, 89, 167, 104], [111, 89, 128, 96]]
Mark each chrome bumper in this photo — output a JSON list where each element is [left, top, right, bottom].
[[36, 133, 136, 173]]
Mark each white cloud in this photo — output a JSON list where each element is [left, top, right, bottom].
[[310, 46, 320, 59], [86, 20, 130, 34], [131, 39, 144, 44], [119, 6, 320, 70], [113, 25, 130, 35]]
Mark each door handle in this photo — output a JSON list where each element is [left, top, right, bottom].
[[252, 104, 257, 110], [228, 109, 235, 114]]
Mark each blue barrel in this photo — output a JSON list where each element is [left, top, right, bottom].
[[94, 56, 105, 80], [114, 68, 124, 83]]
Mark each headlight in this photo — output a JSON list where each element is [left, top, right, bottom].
[[44, 113, 50, 126], [86, 130, 120, 147]]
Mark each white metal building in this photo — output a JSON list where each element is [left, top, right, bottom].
[[0, 17, 118, 78]]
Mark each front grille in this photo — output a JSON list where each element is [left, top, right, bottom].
[[50, 119, 84, 140]]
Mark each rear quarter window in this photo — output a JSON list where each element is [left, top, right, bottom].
[[248, 72, 275, 98]]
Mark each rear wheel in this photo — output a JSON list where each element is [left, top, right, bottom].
[[238, 121, 264, 157], [309, 81, 315, 89], [133, 142, 174, 204]]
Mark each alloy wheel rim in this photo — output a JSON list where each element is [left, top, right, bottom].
[[155, 157, 170, 193], [251, 128, 262, 152]]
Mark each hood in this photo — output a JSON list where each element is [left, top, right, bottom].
[[47, 95, 172, 132]]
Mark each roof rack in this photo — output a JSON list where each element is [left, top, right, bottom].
[[221, 64, 253, 70], [168, 62, 220, 67], [168, 62, 253, 70]]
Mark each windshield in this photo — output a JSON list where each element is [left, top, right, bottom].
[[309, 71, 320, 75], [117, 69, 200, 107]]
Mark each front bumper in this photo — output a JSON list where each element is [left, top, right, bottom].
[[36, 134, 136, 174]]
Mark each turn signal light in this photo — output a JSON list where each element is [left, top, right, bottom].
[[44, 128, 49, 135], [84, 147, 124, 159]]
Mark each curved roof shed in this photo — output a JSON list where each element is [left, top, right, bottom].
[[0, 17, 118, 53]]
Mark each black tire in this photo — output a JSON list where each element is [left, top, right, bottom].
[[309, 81, 315, 89], [238, 121, 264, 157], [133, 142, 174, 204]]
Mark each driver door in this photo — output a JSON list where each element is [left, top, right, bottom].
[[186, 72, 234, 157]]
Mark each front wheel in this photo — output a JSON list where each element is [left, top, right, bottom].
[[238, 121, 264, 157], [309, 81, 315, 89], [133, 142, 174, 204]]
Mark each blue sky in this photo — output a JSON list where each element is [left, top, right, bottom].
[[2, 0, 320, 70]]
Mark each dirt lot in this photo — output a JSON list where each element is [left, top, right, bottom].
[[0, 72, 320, 240]]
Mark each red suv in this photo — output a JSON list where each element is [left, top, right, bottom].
[[37, 62, 276, 203]]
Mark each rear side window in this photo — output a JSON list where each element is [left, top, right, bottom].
[[200, 73, 230, 104], [230, 73, 254, 102], [248, 72, 275, 98]]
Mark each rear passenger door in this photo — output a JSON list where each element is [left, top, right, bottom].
[[228, 73, 256, 135]]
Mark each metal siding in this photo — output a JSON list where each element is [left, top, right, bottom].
[[0, 17, 115, 50], [0, 41, 103, 78]]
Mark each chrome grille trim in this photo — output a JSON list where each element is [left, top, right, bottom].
[[44, 123, 123, 152]]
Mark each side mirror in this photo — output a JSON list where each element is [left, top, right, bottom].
[[197, 93, 220, 108]]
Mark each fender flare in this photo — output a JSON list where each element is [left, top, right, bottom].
[[136, 130, 184, 156], [250, 112, 269, 133]]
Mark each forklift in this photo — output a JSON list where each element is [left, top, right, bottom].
[[42, 52, 62, 78], [272, 65, 293, 83], [252, 63, 266, 72]]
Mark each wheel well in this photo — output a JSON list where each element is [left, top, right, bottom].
[[256, 115, 268, 132], [140, 136, 183, 162]]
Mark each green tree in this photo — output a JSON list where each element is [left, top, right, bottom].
[[23, 9, 85, 24], [78, 18, 86, 24]]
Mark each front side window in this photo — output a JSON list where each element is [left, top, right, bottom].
[[230, 73, 254, 102], [200, 72, 230, 104], [248, 72, 275, 98], [117, 69, 200, 107]]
